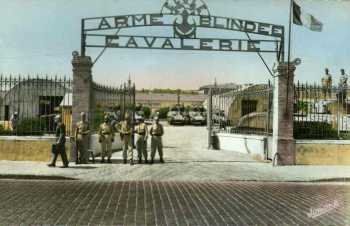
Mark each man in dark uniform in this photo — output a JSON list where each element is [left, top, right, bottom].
[[339, 69, 348, 101], [48, 115, 69, 168]]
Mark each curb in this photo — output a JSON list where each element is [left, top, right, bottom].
[[0, 174, 77, 181]]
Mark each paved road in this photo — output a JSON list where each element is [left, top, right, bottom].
[[0, 180, 349, 226]]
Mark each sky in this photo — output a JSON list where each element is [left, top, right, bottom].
[[0, 0, 349, 89]]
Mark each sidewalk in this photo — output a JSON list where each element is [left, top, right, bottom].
[[1, 126, 350, 182], [1, 152, 350, 182]]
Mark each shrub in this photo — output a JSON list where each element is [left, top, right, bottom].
[[294, 121, 338, 139], [16, 118, 46, 136], [295, 101, 309, 114], [0, 124, 11, 135]]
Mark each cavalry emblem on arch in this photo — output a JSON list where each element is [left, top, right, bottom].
[[161, 0, 210, 38]]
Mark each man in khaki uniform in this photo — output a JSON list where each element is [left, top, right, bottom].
[[135, 117, 148, 164], [150, 117, 164, 164], [74, 112, 90, 164], [118, 112, 134, 165], [98, 115, 115, 163], [322, 68, 332, 98]]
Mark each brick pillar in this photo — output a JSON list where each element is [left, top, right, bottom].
[[71, 55, 93, 161], [272, 63, 296, 165]]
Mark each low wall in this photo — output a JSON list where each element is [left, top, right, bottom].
[[216, 133, 268, 161], [0, 133, 125, 162], [0, 136, 72, 162], [217, 134, 350, 165], [296, 140, 350, 165]]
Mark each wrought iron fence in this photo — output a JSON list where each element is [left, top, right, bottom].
[[92, 80, 135, 131], [209, 81, 273, 135], [0, 74, 72, 136], [294, 81, 350, 139]]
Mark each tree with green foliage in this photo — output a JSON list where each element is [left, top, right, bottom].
[[158, 107, 170, 119], [142, 106, 151, 119]]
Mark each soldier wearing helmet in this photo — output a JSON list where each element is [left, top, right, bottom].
[[98, 114, 115, 163], [74, 112, 90, 164], [118, 111, 134, 165], [48, 115, 69, 168]]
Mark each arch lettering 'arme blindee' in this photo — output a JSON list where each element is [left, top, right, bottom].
[[81, 0, 285, 61]]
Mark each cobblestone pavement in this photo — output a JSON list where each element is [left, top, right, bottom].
[[1, 126, 350, 182], [0, 180, 349, 226]]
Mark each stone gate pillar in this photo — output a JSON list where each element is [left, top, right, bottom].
[[272, 63, 296, 165], [71, 55, 93, 161]]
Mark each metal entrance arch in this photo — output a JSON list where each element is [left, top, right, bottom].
[[80, 0, 285, 62], [74, 0, 297, 162]]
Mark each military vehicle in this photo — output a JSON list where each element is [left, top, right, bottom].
[[167, 105, 186, 125], [188, 106, 207, 125]]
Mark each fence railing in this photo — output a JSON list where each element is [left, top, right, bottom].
[[0, 74, 136, 136], [294, 82, 350, 139], [92, 81, 135, 131], [209, 82, 273, 136], [0, 74, 72, 136]]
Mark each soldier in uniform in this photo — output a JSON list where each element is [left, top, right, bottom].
[[150, 117, 164, 164], [339, 69, 348, 101], [10, 112, 18, 132], [135, 117, 148, 164], [74, 112, 90, 164], [98, 115, 115, 163], [118, 112, 134, 165], [48, 115, 69, 168], [322, 68, 332, 98]]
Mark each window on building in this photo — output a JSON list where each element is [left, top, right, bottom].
[[241, 100, 257, 116]]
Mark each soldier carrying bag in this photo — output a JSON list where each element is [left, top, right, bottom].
[[51, 143, 58, 154]]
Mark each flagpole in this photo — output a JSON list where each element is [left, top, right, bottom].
[[285, 0, 293, 112], [288, 0, 293, 65]]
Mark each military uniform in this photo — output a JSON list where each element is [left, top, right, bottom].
[[322, 71, 332, 98], [10, 112, 18, 132], [98, 121, 115, 163], [119, 119, 134, 164], [339, 71, 348, 101], [48, 119, 69, 167], [150, 121, 164, 163], [136, 121, 148, 163], [75, 120, 90, 164]]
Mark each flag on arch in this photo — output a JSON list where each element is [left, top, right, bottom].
[[293, 0, 323, 32]]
